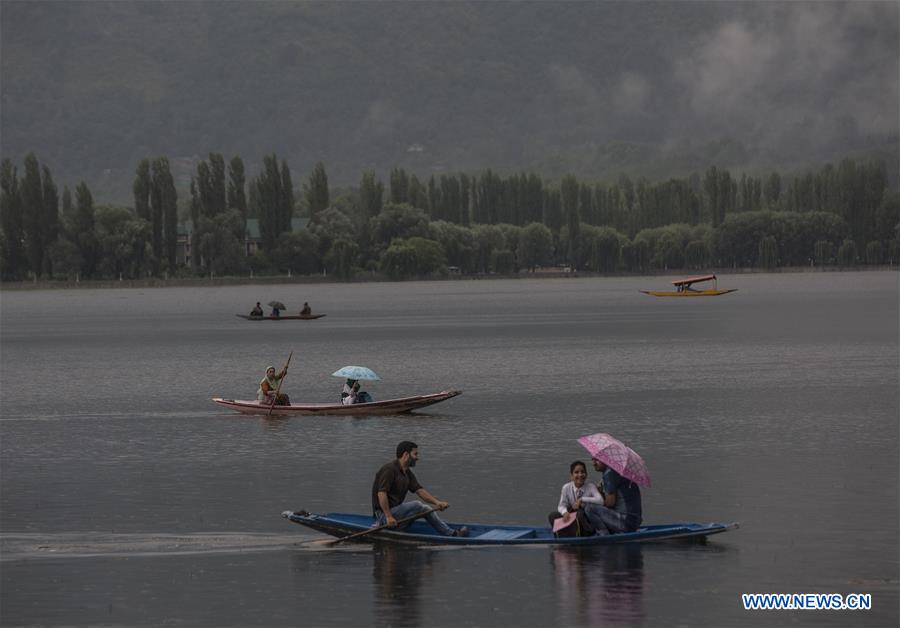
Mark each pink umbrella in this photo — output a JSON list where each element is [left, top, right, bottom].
[[577, 432, 651, 488]]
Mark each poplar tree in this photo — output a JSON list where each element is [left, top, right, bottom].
[[73, 182, 97, 277], [304, 162, 328, 218], [21, 154, 44, 276], [359, 171, 384, 220], [227, 156, 247, 227], [280, 160, 295, 232], [561, 174, 580, 267], [256, 154, 285, 250], [133, 159, 152, 221], [41, 165, 59, 276], [0, 159, 26, 279]]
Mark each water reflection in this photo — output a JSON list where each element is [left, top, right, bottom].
[[371, 542, 437, 627], [552, 545, 645, 626]]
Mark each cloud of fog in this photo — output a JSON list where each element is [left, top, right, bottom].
[[673, 2, 898, 155]]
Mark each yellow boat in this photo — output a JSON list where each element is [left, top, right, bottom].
[[640, 274, 737, 297]]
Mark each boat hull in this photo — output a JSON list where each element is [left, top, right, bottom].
[[640, 289, 737, 297], [212, 390, 462, 416], [282, 511, 738, 546], [236, 314, 327, 320]]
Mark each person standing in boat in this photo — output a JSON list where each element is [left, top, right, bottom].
[[300, 302, 312, 316], [258, 365, 290, 405], [372, 440, 468, 537], [582, 458, 643, 534], [341, 379, 373, 404], [250, 302, 264, 316], [548, 460, 602, 536]]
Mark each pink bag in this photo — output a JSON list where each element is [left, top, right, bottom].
[[552, 512, 578, 536]]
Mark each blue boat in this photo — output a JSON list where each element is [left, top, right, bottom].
[[282, 511, 738, 546]]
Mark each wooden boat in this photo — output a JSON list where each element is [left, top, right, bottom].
[[212, 390, 462, 416], [640, 274, 736, 297], [282, 511, 738, 546], [236, 314, 327, 320]]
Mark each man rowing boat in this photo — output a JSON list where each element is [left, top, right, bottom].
[[371, 441, 468, 537]]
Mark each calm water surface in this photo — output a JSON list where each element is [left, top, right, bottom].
[[1, 272, 898, 626]]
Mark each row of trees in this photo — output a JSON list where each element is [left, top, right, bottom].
[[1, 153, 897, 281]]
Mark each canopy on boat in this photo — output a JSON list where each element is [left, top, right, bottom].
[[671, 274, 716, 287]]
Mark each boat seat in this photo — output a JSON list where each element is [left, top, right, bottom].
[[474, 528, 535, 540]]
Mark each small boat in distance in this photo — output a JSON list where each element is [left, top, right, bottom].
[[236, 314, 327, 320], [212, 390, 461, 416], [282, 511, 738, 546], [640, 274, 737, 297]]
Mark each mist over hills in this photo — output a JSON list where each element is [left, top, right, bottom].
[[1, 1, 897, 205]]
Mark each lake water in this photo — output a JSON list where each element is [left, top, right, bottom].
[[1, 272, 898, 627]]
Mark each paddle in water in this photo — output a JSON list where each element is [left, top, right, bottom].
[[302, 507, 436, 547], [267, 351, 293, 417]]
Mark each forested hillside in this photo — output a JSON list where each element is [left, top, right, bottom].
[[2, 1, 897, 204]]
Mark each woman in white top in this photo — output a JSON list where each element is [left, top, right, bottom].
[[549, 460, 603, 536]]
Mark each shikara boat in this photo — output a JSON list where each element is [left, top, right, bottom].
[[282, 511, 738, 546], [212, 390, 462, 416], [640, 274, 736, 297], [236, 314, 327, 320]]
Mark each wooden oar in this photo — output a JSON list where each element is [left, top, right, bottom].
[[266, 351, 293, 417], [305, 508, 437, 547]]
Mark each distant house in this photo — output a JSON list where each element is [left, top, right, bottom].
[[176, 217, 309, 267]]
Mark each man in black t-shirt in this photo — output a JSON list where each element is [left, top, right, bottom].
[[371, 441, 468, 537]]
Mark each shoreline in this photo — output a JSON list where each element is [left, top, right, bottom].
[[0, 265, 896, 291]]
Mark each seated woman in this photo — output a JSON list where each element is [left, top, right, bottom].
[[300, 302, 312, 316], [250, 302, 264, 316], [258, 365, 290, 405], [548, 460, 603, 536], [341, 379, 373, 405]]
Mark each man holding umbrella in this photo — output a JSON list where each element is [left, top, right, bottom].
[[577, 433, 646, 534]]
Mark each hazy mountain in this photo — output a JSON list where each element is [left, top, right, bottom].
[[2, 1, 897, 205]]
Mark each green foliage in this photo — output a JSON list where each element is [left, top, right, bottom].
[[429, 220, 476, 273], [864, 241, 884, 265], [308, 206, 353, 265], [837, 239, 858, 266], [518, 222, 553, 270], [572, 224, 625, 272], [684, 240, 711, 269], [758, 235, 778, 269], [379, 236, 447, 279], [270, 230, 320, 275], [197, 210, 247, 275], [491, 249, 516, 274], [813, 240, 832, 265], [325, 238, 359, 280], [471, 224, 505, 273], [369, 203, 430, 255], [94, 205, 152, 279]]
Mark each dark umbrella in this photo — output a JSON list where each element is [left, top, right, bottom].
[[268, 301, 286, 310]]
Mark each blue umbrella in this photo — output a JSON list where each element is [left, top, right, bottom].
[[331, 365, 381, 381]]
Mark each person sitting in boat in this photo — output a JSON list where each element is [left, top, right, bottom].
[[341, 379, 373, 405], [582, 458, 643, 534], [548, 460, 602, 536], [300, 302, 312, 316], [250, 302, 264, 317], [372, 440, 468, 537], [258, 365, 290, 405]]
